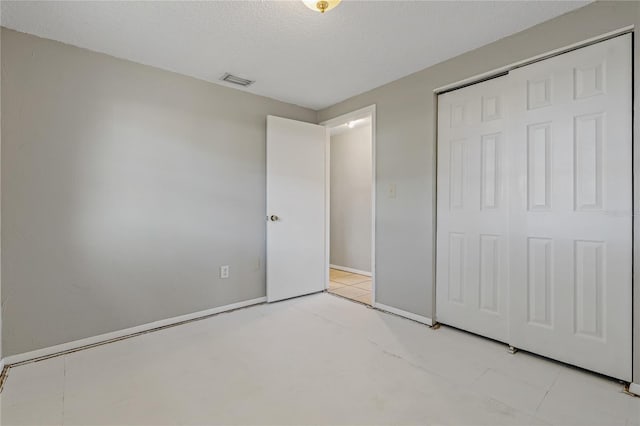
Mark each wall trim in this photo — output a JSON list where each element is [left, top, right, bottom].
[[3, 297, 267, 366], [434, 25, 634, 94], [630, 383, 640, 397], [374, 302, 433, 326], [329, 264, 372, 277]]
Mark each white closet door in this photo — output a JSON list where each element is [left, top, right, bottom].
[[508, 35, 632, 380], [436, 76, 510, 343]]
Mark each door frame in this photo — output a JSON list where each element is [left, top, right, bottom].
[[432, 28, 637, 386], [320, 105, 377, 305]]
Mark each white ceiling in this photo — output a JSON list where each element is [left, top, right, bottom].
[[1, 1, 589, 110]]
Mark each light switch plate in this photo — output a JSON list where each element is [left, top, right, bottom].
[[220, 265, 230, 279]]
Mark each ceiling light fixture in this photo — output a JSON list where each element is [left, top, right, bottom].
[[302, 0, 341, 14], [347, 121, 356, 128]]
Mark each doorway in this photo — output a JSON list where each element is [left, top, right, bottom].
[[321, 106, 376, 306]]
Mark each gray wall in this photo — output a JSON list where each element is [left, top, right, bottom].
[[318, 1, 640, 383], [0, 28, 316, 357], [330, 125, 372, 273]]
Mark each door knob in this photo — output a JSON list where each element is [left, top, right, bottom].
[[270, 215, 279, 222]]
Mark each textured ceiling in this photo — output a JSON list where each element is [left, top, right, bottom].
[[1, 1, 589, 110]]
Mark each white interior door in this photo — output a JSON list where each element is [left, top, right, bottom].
[[436, 76, 510, 343], [266, 116, 328, 302], [507, 34, 632, 381]]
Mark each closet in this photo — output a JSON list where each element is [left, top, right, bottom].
[[436, 34, 632, 381]]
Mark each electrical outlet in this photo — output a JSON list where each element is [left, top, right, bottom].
[[220, 265, 230, 279]]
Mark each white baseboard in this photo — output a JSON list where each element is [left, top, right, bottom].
[[4, 297, 267, 366], [0, 359, 4, 371], [330, 264, 372, 277], [374, 302, 433, 326], [629, 382, 640, 397]]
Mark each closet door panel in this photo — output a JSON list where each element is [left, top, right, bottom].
[[507, 34, 632, 381], [436, 76, 510, 342]]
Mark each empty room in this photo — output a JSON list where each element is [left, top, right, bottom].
[[0, 1, 639, 425]]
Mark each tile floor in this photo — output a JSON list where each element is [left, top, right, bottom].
[[328, 268, 372, 305], [1, 293, 639, 425]]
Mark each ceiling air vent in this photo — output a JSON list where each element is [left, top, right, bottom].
[[220, 73, 254, 87]]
